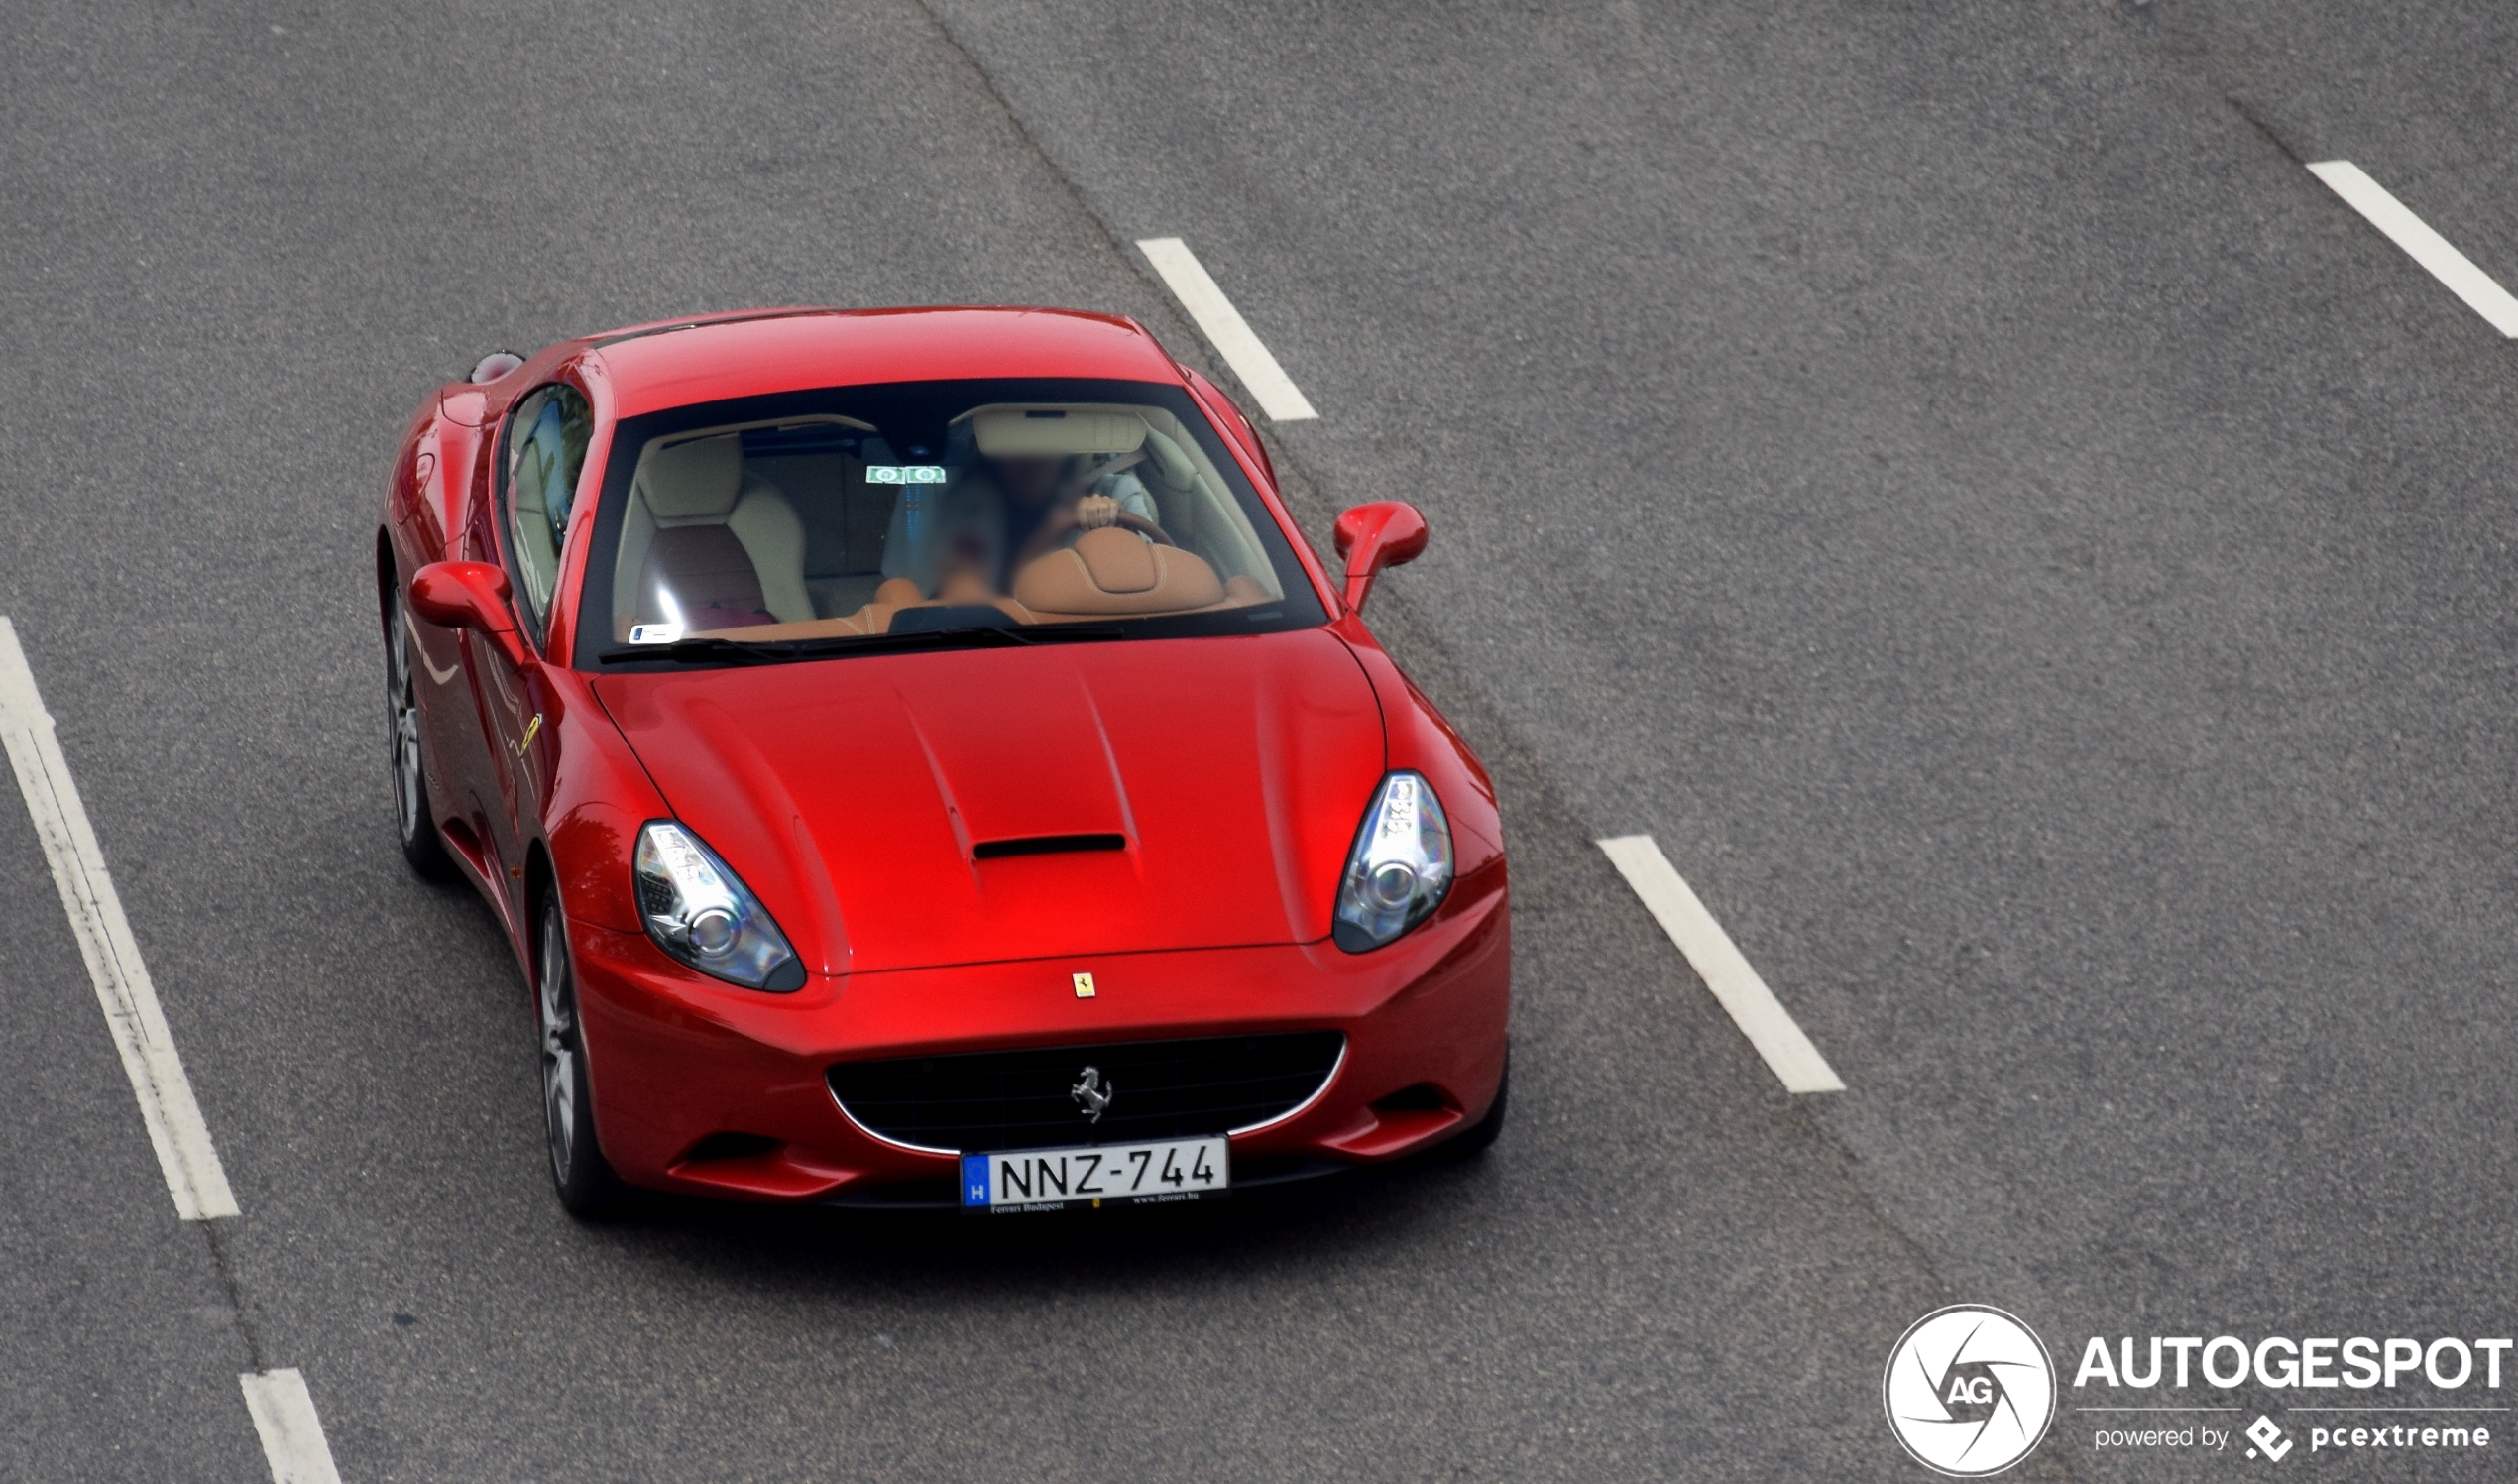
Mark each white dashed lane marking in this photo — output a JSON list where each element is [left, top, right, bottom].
[[0, 617, 238, 1219], [2308, 160, 2518, 337], [0, 621, 349, 1476], [1135, 237, 1319, 422], [1597, 835, 1844, 1094], [240, 1370, 345, 1484]]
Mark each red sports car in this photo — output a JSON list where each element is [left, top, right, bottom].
[[378, 306, 1510, 1214]]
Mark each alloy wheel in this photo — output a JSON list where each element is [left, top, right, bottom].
[[538, 905, 579, 1185], [388, 600, 425, 845]]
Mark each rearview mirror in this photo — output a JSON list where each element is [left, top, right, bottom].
[[1331, 502, 1430, 615], [408, 561, 529, 668]]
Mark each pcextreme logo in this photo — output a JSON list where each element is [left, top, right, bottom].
[[2242, 1416, 2293, 1462], [1884, 1305, 2058, 1476]]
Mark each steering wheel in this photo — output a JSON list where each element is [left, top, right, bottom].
[[1108, 511, 1176, 547]]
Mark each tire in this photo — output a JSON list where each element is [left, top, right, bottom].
[[536, 895, 627, 1217], [1439, 1055, 1509, 1160], [386, 595, 458, 880]]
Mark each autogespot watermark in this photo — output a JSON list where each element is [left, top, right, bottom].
[[2074, 1333, 2507, 1462], [1884, 1306, 2059, 1476], [1886, 1310, 2512, 1472]]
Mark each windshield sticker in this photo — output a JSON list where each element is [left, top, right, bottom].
[[628, 623, 685, 645], [865, 465, 948, 484]]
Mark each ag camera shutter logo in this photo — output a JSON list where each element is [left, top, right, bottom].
[[1884, 1305, 2058, 1476]]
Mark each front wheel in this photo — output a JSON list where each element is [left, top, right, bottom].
[[386, 595, 456, 880], [537, 896, 626, 1217]]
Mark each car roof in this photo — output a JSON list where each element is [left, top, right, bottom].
[[582, 306, 1186, 418]]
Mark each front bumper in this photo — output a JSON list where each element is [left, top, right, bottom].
[[567, 876, 1510, 1202]]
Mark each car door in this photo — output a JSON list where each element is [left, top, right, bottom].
[[460, 381, 592, 902], [405, 405, 505, 845]]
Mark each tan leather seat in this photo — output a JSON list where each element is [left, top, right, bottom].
[[1014, 527, 1225, 619], [618, 434, 813, 631]]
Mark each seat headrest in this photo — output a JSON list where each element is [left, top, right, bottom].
[[1141, 427, 1197, 490], [640, 435, 744, 519], [973, 411, 1146, 458], [1014, 527, 1224, 615]]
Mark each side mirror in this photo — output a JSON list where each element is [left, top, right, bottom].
[[1331, 502, 1430, 615], [408, 561, 530, 668]]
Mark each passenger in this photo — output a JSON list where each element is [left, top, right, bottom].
[[877, 465, 1006, 598], [934, 559, 999, 607]]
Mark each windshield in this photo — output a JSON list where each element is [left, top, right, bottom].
[[573, 378, 1326, 668]]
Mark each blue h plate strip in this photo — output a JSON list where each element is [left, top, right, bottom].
[[960, 1154, 989, 1207]]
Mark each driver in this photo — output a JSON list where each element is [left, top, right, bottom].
[[999, 451, 1161, 572], [880, 449, 1164, 599]]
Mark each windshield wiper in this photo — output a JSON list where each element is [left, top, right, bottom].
[[598, 625, 1125, 666], [923, 624, 1124, 647], [598, 635, 796, 666]]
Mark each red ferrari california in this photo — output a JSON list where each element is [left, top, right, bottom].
[[378, 306, 1510, 1215]]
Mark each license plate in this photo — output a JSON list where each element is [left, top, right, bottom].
[[960, 1135, 1227, 1213]]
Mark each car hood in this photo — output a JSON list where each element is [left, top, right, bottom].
[[591, 630, 1385, 974]]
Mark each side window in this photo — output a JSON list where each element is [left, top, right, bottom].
[[501, 385, 592, 645]]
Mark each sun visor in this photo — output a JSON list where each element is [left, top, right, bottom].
[[972, 410, 1147, 457]]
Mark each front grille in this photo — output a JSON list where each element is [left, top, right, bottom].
[[828, 1032, 1345, 1154]]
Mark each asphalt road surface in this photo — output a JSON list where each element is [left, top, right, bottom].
[[3, 2, 2515, 1480]]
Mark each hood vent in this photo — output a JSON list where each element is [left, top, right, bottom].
[[972, 832, 1127, 861]]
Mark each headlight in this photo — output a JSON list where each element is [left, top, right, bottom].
[[1332, 771, 1454, 953], [632, 822, 806, 991]]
